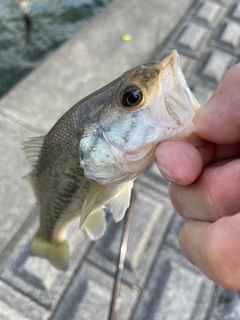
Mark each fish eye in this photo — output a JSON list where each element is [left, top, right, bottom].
[[120, 86, 143, 107]]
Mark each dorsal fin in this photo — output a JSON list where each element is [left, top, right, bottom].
[[22, 136, 45, 169]]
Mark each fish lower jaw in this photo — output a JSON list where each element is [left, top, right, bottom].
[[155, 121, 197, 145], [122, 147, 155, 175], [84, 147, 155, 187], [122, 143, 154, 161]]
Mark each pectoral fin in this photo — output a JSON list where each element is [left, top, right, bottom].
[[109, 181, 134, 222], [83, 208, 106, 240], [80, 183, 107, 227]]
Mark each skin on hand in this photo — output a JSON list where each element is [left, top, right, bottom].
[[155, 63, 240, 290]]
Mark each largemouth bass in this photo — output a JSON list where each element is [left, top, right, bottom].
[[23, 50, 199, 270]]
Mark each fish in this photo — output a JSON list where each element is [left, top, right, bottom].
[[23, 50, 200, 271]]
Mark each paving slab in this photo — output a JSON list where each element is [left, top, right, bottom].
[[132, 247, 215, 320], [51, 263, 138, 320], [1, 218, 93, 310], [0, 280, 50, 320], [0, 115, 37, 270]]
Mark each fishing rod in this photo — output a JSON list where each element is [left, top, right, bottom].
[[108, 188, 134, 320]]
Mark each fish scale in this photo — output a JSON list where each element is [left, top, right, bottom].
[[35, 114, 93, 241]]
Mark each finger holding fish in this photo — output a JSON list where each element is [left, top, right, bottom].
[[155, 63, 240, 222], [155, 63, 240, 291]]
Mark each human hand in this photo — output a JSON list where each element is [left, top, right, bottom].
[[155, 63, 240, 290]]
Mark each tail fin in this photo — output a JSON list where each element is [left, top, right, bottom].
[[30, 233, 69, 271]]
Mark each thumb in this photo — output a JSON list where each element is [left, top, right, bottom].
[[194, 63, 240, 144]]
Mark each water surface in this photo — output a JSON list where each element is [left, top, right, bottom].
[[0, 0, 111, 98]]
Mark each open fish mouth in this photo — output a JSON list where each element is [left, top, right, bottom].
[[149, 51, 200, 140], [160, 50, 200, 111]]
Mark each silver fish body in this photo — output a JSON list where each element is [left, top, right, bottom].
[[23, 50, 199, 270]]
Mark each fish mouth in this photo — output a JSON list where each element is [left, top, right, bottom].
[[148, 50, 200, 142], [159, 50, 200, 111], [158, 50, 179, 83]]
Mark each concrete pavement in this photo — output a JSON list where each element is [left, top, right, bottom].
[[0, 0, 240, 319]]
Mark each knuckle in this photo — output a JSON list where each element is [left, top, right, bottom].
[[204, 171, 222, 220]]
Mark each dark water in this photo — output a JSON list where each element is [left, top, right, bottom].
[[0, 0, 111, 98]]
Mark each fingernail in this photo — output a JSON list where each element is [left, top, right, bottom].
[[156, 163, 178, 183]]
